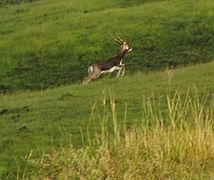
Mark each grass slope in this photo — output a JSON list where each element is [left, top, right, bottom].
[[0, 0, 214, 91], [26, 100, 214, 179], [0, 61, 213, 178]]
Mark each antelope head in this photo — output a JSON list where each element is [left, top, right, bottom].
[[111, 33, 133, 55]]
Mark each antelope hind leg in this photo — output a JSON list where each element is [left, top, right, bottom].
[[82, 76, 92, 84]]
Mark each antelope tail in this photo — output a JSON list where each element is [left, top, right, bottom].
[[88, 65, 94, 75]]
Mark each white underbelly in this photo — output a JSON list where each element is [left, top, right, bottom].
[[101, 66, 121, 74]]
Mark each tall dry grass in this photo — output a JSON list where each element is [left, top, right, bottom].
[[24, 90, 214, 179]]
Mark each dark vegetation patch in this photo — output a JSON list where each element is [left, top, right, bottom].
[[0, 106, 32, 116], [0, 0, 166, 7], [58, 93, 75, 100], [0, 0, 39, 6], [18, 125, 28, 131], [0, 84, 9, 93]]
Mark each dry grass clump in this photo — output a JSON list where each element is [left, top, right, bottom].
[[25, 91, 214, 179]]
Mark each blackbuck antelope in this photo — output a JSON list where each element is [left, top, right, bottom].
[[83, 34, 132, 84]]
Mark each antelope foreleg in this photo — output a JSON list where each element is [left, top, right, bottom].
[[116, 68, 122, 77], [121, 64, 125, 76], [117, 64, 125, 77]]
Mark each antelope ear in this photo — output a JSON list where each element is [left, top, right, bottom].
[[128, 48, 133, 52]]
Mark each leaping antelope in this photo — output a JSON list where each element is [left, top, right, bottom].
[[83, 34, 132, 84]]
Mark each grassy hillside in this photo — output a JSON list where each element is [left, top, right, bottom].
[[0, 0, 214, 91], [0, 61, 213, 178], [0, 0, 214, 178]]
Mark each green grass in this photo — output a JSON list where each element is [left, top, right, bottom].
[[0, 0, 214, 91], [0, 61, 213, 178], [25, 91, 214, 179]]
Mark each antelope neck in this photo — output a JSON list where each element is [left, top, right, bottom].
[[116, 50, 126, 59]]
